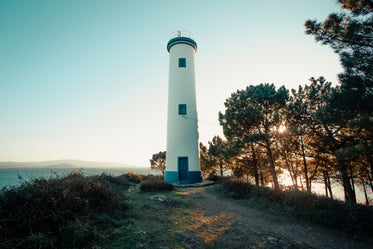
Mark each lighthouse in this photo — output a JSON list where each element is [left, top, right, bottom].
[[164, 31, 202, 185]]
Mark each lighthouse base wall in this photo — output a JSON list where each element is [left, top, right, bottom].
[[164, 171, 202, 185]]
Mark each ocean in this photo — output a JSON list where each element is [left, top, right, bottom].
[[0, 167, 160, 189]]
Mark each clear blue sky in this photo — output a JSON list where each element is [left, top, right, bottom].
[[0, 0, 342, 166]]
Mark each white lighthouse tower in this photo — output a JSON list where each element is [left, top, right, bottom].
[[164, 31, 202, 184]]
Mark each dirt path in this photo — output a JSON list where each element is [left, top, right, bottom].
[[176, 186, 373, 249]]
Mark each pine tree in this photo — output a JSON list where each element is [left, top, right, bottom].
[[219, 84, 289, 190]]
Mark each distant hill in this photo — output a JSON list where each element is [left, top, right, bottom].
[[0, 160, 139, 168]]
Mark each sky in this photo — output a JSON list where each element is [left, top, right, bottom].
[[0, 0, 343, 167]]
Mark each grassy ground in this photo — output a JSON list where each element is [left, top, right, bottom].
[[108, 184, 234, 248], [108, 186, 194, 248]]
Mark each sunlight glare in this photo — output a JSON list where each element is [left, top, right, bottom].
[[278, 125, 286, 133]]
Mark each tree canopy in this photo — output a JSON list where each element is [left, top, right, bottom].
[[219, 83, 288, 190], [150, 151, 166, 177], [304, 0, 373, 203]]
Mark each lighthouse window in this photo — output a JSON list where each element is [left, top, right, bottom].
[[178, 104, 187, 115], [179, 58, 186, 68]]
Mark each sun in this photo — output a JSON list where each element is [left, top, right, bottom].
[[278, 125, 286, 133]]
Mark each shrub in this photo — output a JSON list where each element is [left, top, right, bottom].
[[206, 174, 236, 183], [221, 180, 373, 235], [0, 172, 128, 249], [90, 172, 130, 188], [222, 181, 254, 198], [207, 173, 219, 181], [140, 176, 174, 192], [122, 172, 142, 183], [141, 174, 163, 181]]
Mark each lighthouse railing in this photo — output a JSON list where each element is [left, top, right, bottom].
[[169, 31, 195, 40]]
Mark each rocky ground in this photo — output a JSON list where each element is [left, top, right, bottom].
[[113, 184, 373, 249]]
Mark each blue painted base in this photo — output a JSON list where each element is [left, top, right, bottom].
[[164, 171, 178, 184], [188, 171, 203, 184], [164, 171, 202, 185]]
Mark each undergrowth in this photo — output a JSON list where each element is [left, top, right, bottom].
[[0, 172, 129, 249], [220, 180, 373, 236], [122, 172, 143, 183], [140, 175, 174, 192]]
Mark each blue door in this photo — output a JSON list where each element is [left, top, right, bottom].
[[178, 157, 188, 184]]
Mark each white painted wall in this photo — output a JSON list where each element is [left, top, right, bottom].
[[166, 41, 200, 173]]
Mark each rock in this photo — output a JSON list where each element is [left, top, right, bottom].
[[267, 236, 278, 244], [147, 194, 175, 205], [127, 185, 138, 193]]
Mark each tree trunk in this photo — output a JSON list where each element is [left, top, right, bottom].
[[350, 165, 356, 194], [251, 144, 260, 187], [368, 155, 373, 181], [366, 155, 373, 193], [253, 163, 259, 187], [291, 162, 298, 189], [323, 171, 329, 197], [362, 181, 369, 205], [299, 174, 304, 191], [367, 170, 373, 193], [220, 163, 223, 176], [339, 162, 357, 204], [260, 170, 265, 187], [326, 170, 333, 199], [300, 137, 310, 192], [265, 141, 280, 190]]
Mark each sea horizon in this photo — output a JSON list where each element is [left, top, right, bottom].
[[0, 166, 160, 189], [0, 159, 145, 168]]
